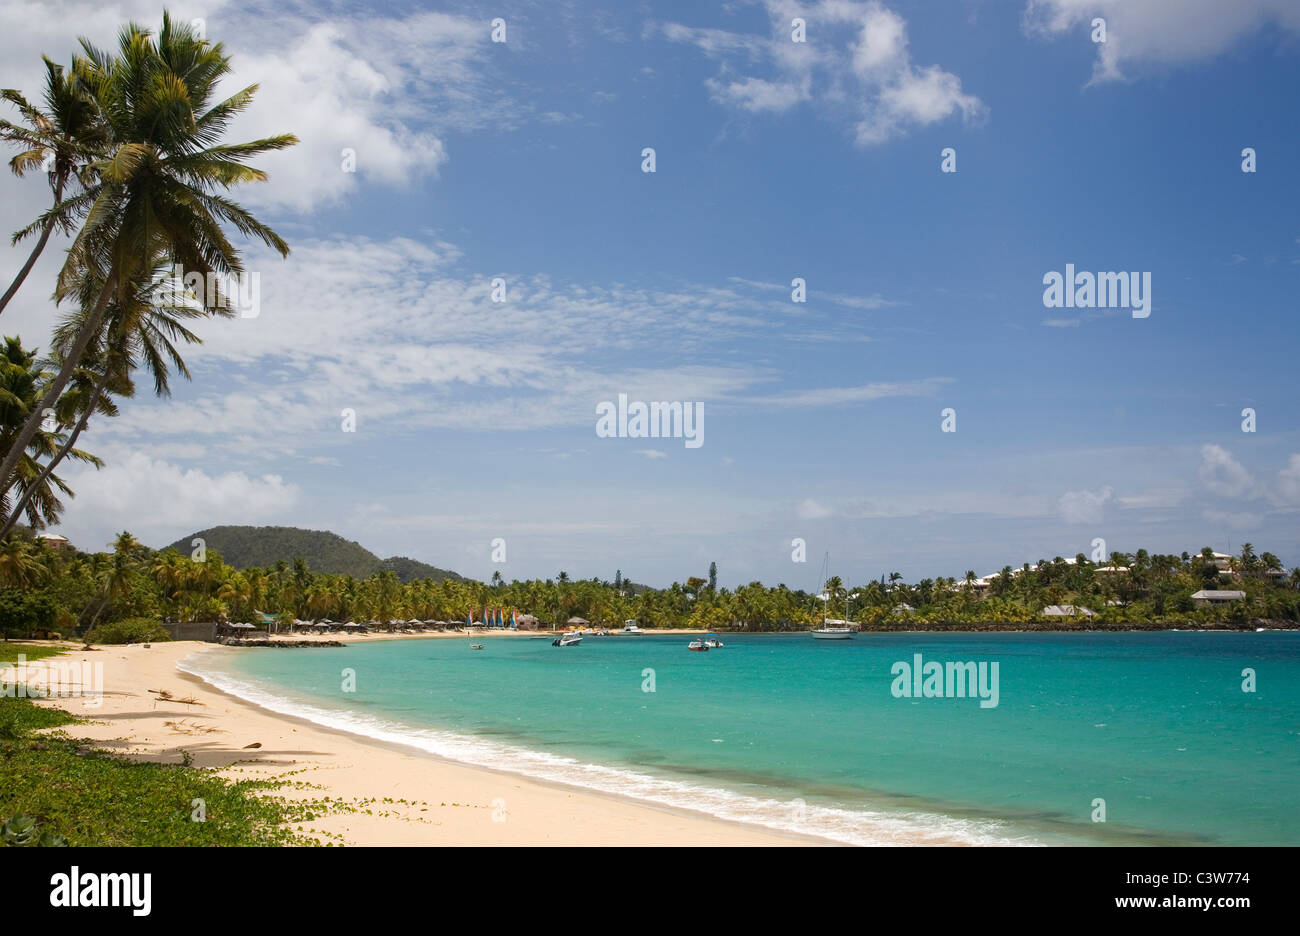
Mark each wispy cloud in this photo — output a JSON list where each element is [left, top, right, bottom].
[[653, 1, 986, 145]]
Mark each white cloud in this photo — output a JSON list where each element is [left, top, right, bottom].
[[637, 449, 669, 459], [1058, 485, 1113, 524], [226, 23, 450, 213], [65, 233, 939, 459], [1197, 444, 1259, 499], [1202, 509, 1264, 533], [758, 378, 951, 408], [1274, 455, 1300, 507], [798, 498, 833, 519], [706, 75, 809, 113], [657, 1, 986, 145], [55, 450, 299, 546], [0, 3, 526, 216], [1116, 488, 1188, 510], [1024, 0, 1300, 84]]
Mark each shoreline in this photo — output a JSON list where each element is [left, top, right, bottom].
[[26, 641, 820, 846], [175, 652, 840, 847], [217, 621, 1297, 648]]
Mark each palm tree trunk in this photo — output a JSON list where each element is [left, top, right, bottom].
[[0, 364, 110, 539], [0, 272, 115, 499], [0, 178, 65, 318]]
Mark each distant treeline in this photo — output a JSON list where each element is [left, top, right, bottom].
[[1, 534, 1297, 639]]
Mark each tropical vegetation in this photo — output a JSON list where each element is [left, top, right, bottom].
[[2, 531, 1297, 640]]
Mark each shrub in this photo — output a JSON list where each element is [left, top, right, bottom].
[[82, 617, 170, 645], [0, 592, 57, 640]]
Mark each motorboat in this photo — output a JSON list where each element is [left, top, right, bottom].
[[622, 620, 645, 634], [703, 633, 724, 648], [553, 632, 583, 647], [688, 639, 709, 652]]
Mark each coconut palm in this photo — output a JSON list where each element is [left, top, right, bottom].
[[0, 12, 296, 500], [0, 57, 108, 316], [0, 335, 101, 530], [0, 535, 47, 587], [0, 338, 126, 539]]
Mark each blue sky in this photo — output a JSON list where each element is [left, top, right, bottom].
[[3, 0, 1299, 587]]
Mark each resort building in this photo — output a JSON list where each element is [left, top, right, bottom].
[[1191, 589, 1247, 608], [36, 533, 70, 549]]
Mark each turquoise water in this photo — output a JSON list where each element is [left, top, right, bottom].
[[184, 632, 1300, 845]]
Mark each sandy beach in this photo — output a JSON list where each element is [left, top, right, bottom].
[[24, 640, 811, 846]]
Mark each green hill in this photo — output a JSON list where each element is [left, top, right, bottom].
[[163, 526, 469, 583]]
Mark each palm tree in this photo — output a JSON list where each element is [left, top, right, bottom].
[[0, 535, 47, 587], [0, 347, 122, 540], [86, 547, 137, 626], [0, 57, 107, 316], [0, 335, 101, 530], [0, 246, 208, 538], [0, 13, 297, 500], [822, 575, 846, 615]]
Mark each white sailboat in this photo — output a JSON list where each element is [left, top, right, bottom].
[[811, 553, 857, 640], [812, 618, 856, 640]]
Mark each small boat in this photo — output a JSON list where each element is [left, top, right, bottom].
[[553, 632, 583, 647], [688, 639, 709, 652], [622, 620, 645, 634], [703, 633, 724, 648], [469, 643, 484, 650]]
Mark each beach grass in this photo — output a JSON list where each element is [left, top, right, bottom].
[[0, 642, 67, 665], [0, 695, 324, 846]]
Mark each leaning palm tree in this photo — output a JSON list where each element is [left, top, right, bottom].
[[0, 57, 107, 316], [0, 12, 297, 500], [0, 254, 206, 538], [0, 335, 101, 530]]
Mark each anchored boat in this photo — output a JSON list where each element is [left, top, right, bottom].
[[811, 553, 857, 640]]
